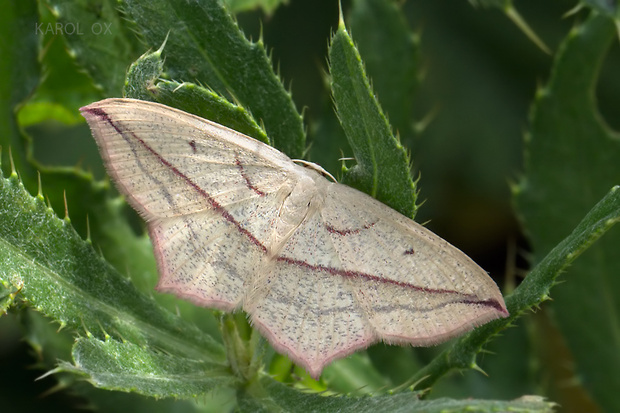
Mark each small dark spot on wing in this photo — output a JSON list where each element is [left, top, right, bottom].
[[326, 222, 375, 236]]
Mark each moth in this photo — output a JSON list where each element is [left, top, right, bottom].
[[81, 98, 508, 378]]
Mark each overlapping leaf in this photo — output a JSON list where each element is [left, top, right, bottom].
[[0, 170, 226, 364], [121, 0, 305, 158], [412, 184, 620, 390], [329, 18, 418, 218], [515, 13, 620, 411]]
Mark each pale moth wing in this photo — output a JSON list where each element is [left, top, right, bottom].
[[81, 98, 509, 378]]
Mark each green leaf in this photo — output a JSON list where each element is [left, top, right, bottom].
[[410, 184, 620, 390], [515, 13, 620, 411], [156, 81, 272, 146], [5, 166, 160, 302], [17, 101, 84, 127], [429, 316, 537, 400], [582, 0, 620, 18], [125, 47, 270, 145], [42, 0, 142, 96], [320, 353, 390, 395], [238, 376, 555, 412], [23, 3, 103, 124], [19, 309, 74, 368], [349, 0, 419, 143], [61, 337, 236, 398], [0, 169, 226, 364], [329, 18, 418, 218], [365, 345, 423, 388], [71, 383, 215, 413], [222, 0, 288, 15], [0, 2, 157, 293], [121, 0, 305, 158], [6, 27, 223, 337], [123, 44, 167, 102]]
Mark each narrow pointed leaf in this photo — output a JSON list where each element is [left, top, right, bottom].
[[349, 0, 419, 142], [329, 20, 417, 218], [125, 48, 270, 145], [61, 337, 236, 398], [121, 0, 305, 158]]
